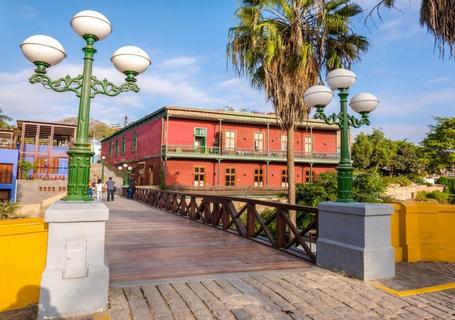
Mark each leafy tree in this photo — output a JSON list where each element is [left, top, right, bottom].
[[227, 0, 368, 222], [352, 170, 387, 203], [351, 129, 396, 174], [60, 117, 117, 139], [421, 117, 455, 173], [371, 1, 455, 58], [0, 108, 12, 129], [296, 170, 387, 206]]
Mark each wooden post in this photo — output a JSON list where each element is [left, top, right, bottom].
[[247, 202, 256, 238], [275, 209, 287, 249]]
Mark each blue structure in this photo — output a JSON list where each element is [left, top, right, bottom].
[[0, 148, 19, 202]]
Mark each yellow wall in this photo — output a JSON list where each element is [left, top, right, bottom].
[[0, 218, 48, 312], [391, 201, 455, 262]]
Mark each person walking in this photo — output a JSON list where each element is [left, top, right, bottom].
[[96, 179, 103, 200], [87, 179, 95, 198], [106, 177, 116, 202], [127, 179, 135, 199]]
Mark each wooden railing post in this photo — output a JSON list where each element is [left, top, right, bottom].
[[275, 209, 287, 249], [247, 202, 256, 238]]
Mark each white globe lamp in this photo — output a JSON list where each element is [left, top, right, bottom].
[[117, 166, 122, 170], [70, 10, 112, 40], [304, 85, 333, 108], [326, 68, 356, 90], [20, 35, 66, 69], [111, 46, 151, 78], [350, 93, 379, 114]]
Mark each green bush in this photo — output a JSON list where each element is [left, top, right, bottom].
[[19, 160, 33, 179], [438, 176, 455, 194], [0, 202, 24, 219], [296, 170, 387, 207], [415, 190, 451, 204], [426, 190, 451, 204]]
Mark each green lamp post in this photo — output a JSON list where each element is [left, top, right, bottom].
[[117, 164, 132, 186], [20, 10, 151, 201], [101, 155, 106, 182], [304, 69, 379, 202]]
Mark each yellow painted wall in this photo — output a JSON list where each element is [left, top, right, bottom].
[[391, 201, 455, 262], [0, 218, 48, 312]]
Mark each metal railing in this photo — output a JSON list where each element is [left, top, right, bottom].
[[162, 144, 338, 160], [134, 187, 318, 262]]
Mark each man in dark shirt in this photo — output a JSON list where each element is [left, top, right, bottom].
[[106, 177, 116, 202]]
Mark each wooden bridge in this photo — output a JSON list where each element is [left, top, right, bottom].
[[103, 190, 455, 320], [106, 188, 317, 285]]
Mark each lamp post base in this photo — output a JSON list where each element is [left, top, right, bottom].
[[38, 200, 109, 319], [336, 164, 354, 202], [66, 146, 94, 201]]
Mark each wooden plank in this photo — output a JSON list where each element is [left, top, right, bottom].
[[141, 285, 174, 320], [157, 284, 195, 320], [106, 198, 309, 284], [123, 287, 153, 320], [109, 288, 132, 320]]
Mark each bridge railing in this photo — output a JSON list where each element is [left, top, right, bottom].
[[134, 187, 318, 262]]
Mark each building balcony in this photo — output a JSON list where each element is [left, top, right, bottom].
[[162, 145, 339, 164]]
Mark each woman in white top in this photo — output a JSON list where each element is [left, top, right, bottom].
[[96, 179, 103, 200]]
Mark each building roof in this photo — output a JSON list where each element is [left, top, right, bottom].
[[101, 105, 339, 142], [16, 119, 77, 128]]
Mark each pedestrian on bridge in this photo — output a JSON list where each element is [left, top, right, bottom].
[[106, 177, 116, 202]]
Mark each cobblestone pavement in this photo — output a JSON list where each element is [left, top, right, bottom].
[[379, 262, 455, 291], [110, 267, 455, 320]]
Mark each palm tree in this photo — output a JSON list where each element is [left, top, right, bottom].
[[374, 0, 455, 57], [0, 108, 12, 129], [227, 0, 368, 219]]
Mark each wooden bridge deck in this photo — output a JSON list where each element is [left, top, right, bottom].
[[105, 197, 310, 285]]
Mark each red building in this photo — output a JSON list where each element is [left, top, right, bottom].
[[101, 106, 340, 191]]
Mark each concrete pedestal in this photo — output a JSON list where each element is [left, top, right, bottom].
[[316, 202, 395, 281], [38, 200, 109, 319]]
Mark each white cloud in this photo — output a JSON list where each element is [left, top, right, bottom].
[[157, 56, 197, 69], [0, 56, 271, 125]]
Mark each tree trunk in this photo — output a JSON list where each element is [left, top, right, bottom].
[[287, 124, 296, 226]]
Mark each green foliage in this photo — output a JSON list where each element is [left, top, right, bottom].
[[19, 160, 33, 179], [296, 170, 387, 206], [438, 176, 455, 194], [0, 202, 24, 220], [296, 172, 337, 207], [421, 117, 455, 173], [352, 171, 388, 203], [352, 129, 424, 176], [0, 108, 12, 129], [415, 190, 452, 204]]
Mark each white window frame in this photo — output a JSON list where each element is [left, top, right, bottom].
[[254, 132, 264, 151], [225, 130, 236, 150]]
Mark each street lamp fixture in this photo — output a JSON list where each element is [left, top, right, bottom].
[[304, 68, 379, 202], [117, 163, 132, 186], [20, 10, 151, 201]]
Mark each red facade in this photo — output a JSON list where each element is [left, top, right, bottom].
[[101, 107, 340, 191]]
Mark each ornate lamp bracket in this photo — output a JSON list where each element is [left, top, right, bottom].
[[29, 73, 140, 98]]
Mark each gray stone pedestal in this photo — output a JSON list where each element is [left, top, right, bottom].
[[38, 200, 109, 319], [316, 202, 395, 281]]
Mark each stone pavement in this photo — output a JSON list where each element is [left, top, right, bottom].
[[109, 267, 455, 320], [379, 262, 455, 291]]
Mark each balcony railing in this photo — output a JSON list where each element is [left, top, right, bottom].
[[162, 145, 339, 161]]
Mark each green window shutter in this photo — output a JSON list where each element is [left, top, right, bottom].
[[122, 136, 126, 155], [132, 133, 137, 152], [115, 139, 119, 155]]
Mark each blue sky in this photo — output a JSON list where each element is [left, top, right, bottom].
[[0, 0, 453, 143]]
